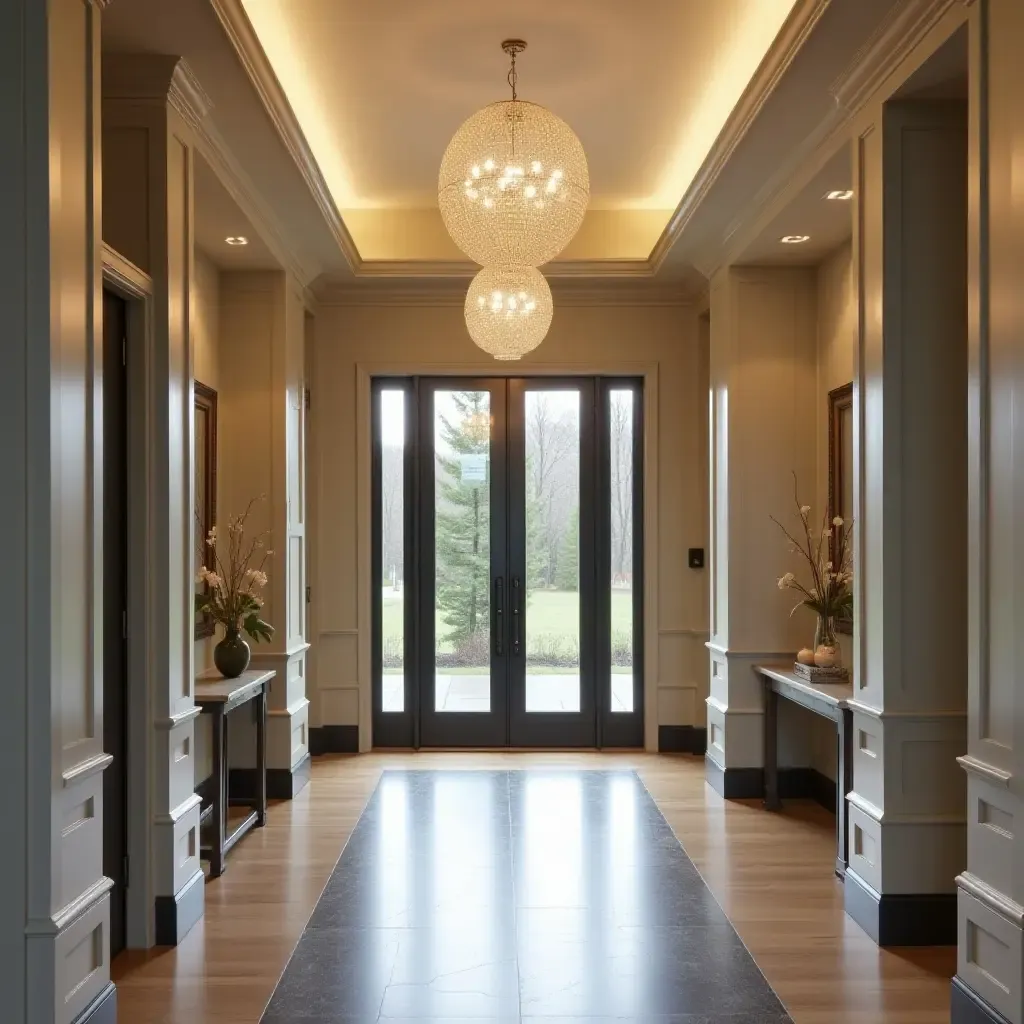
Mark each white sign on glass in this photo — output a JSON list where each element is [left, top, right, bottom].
[[460, 453, 488, 483]]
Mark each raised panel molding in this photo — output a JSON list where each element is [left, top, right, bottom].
[[958, 888, 1021, 1023]]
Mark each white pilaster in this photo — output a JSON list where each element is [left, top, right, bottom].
[[220, 272, 309, 791], [706, 266, 818, 792], [954, 0, 1024, 1019], [2, 1, 117, 1020], [846, 95, 969, 944], [103, 54, 209, 945]]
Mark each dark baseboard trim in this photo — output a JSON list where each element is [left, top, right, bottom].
[[952, 976, 1012, 1024], [155, 866, 205, 946], [844, 868, 957, 946], [309, 725, 359, 756], [704, 757, 836, 812], [228, 753, 312, 801], [704, 756, 763, 799], [73, 982, 116, 1024], [659, 725, 707, 754]]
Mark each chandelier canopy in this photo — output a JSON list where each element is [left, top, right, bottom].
[[439, 41, 589, 268], [464, 266, 553, 361]]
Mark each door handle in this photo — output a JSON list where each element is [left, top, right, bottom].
[[494, 577, 504, 657], [512, 576, 522, 656]]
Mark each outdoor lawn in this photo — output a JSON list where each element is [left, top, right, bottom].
[[381, 586, 633, 672]]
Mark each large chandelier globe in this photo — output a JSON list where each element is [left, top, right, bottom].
[[464, 265, 553, 361], [439, 40, 589, 268]]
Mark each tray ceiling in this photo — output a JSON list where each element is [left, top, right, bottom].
[[240, 0, 798, 262]]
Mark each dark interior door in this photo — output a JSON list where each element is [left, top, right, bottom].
[[102, 289, 129, 957]]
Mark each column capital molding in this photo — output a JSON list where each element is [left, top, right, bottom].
[[103, 55, 213, 128]]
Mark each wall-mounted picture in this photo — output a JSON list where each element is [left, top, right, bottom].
[[828, 382, 853, 634], [194, 381, 218, 640]]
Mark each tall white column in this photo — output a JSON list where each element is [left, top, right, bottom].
[[706, 266, 818, 795], [844, 97, 969, 946], [953, 0, 1024, 1019], [1, 1, 118, 1021], [103, 55, 209, 946], [219, 271, 310, 795]]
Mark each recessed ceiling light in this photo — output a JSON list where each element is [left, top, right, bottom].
[[825, 189, 854, 201], [780, 234, 811, 244], [225, 235, 249, 246]]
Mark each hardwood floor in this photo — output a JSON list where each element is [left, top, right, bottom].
[[113, 752, 955, 1023]]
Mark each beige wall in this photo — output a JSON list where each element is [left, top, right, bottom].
[[309, 299, 709, 749]]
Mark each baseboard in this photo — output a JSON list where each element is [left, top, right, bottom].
[[228, 753, 311, 800], [155, 867, 205, 946], [309, 724, 359, 755], [703, 756, 836, 812], [704, 756, 763, 799], [951, 976, 1012, 1024], [73, 982, 116, 1024], [844, 868, 957, 946], [658, 725, 707, 754]]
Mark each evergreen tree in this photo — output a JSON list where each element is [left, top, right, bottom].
[[435, 392, 491, 648], [524, 456, 550, 597], [554, 507, 580, 591]]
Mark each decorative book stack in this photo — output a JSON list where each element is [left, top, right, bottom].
[[793, 662, 849, 684]]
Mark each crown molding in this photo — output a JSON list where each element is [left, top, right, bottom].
[[830, 0, 964, 111], [647, 0, 830, 274], [351, 256, 657, 280], [209, 0, 362, 271], [313, 277, 693, 308], [169, 60, 213, 131]]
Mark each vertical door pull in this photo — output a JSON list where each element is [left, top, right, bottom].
[[512, 576, 522, 656], [494, 577, 504, 656]]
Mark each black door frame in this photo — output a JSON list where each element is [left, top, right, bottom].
[[371, 375, 644, 749], [101, 288, 130, 957]]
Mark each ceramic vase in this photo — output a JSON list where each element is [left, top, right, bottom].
[[214, 626, 251, 679]]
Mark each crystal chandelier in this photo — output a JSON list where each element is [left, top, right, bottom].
[[464, 266, 553, 361], [439, 40, 589, 268]]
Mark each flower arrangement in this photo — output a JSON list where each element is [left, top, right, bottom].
[[195, 498, 275, 666], [771, 475, 853, 669]]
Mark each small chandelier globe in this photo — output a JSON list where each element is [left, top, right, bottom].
[[439, 40, 589, 268], [464, 266, 553, 361]]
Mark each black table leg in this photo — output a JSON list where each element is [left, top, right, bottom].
[[763, 682, 781, 811], [836, 706, 853, 878], [210, 707, 226, 878], [255, 683, 267, 827]]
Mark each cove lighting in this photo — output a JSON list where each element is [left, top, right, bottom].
[[825, 189, 854, 201], [780, 234, 811, 244], [225, 235, 249, 246]]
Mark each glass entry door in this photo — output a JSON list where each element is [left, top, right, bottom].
[[372, 377, 643, 749]]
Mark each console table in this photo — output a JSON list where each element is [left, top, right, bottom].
[[755, 664, 853, 879], [195, 669, 275, 878]]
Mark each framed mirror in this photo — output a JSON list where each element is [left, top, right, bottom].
[[194, 381, 218, 640], [828, 382, 853, 634]]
